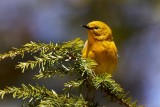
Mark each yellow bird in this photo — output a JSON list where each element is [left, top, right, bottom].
[[82, 21, 118, 74]]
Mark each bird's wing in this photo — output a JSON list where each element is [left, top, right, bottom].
[[101, 41, 118, 58]]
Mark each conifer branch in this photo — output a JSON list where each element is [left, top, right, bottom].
[[0, 38, 83, 61], [0, 84, 87, 107], [65, 58, 144, 107], [0, 38, 144, 107]]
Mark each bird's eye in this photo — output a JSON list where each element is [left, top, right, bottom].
[[94, 26, 99, 29]]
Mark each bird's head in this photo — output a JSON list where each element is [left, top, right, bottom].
[[82, 21, 113, 41]]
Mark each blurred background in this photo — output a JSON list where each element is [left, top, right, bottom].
[[0, 0, 160, 106]]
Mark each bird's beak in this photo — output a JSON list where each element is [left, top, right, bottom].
[[82, 25, 92, 29]]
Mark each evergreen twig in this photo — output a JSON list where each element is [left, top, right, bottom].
[[0, 38, 144, 107]]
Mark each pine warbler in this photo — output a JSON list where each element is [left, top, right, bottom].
[[82, 21, 118, 74]]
